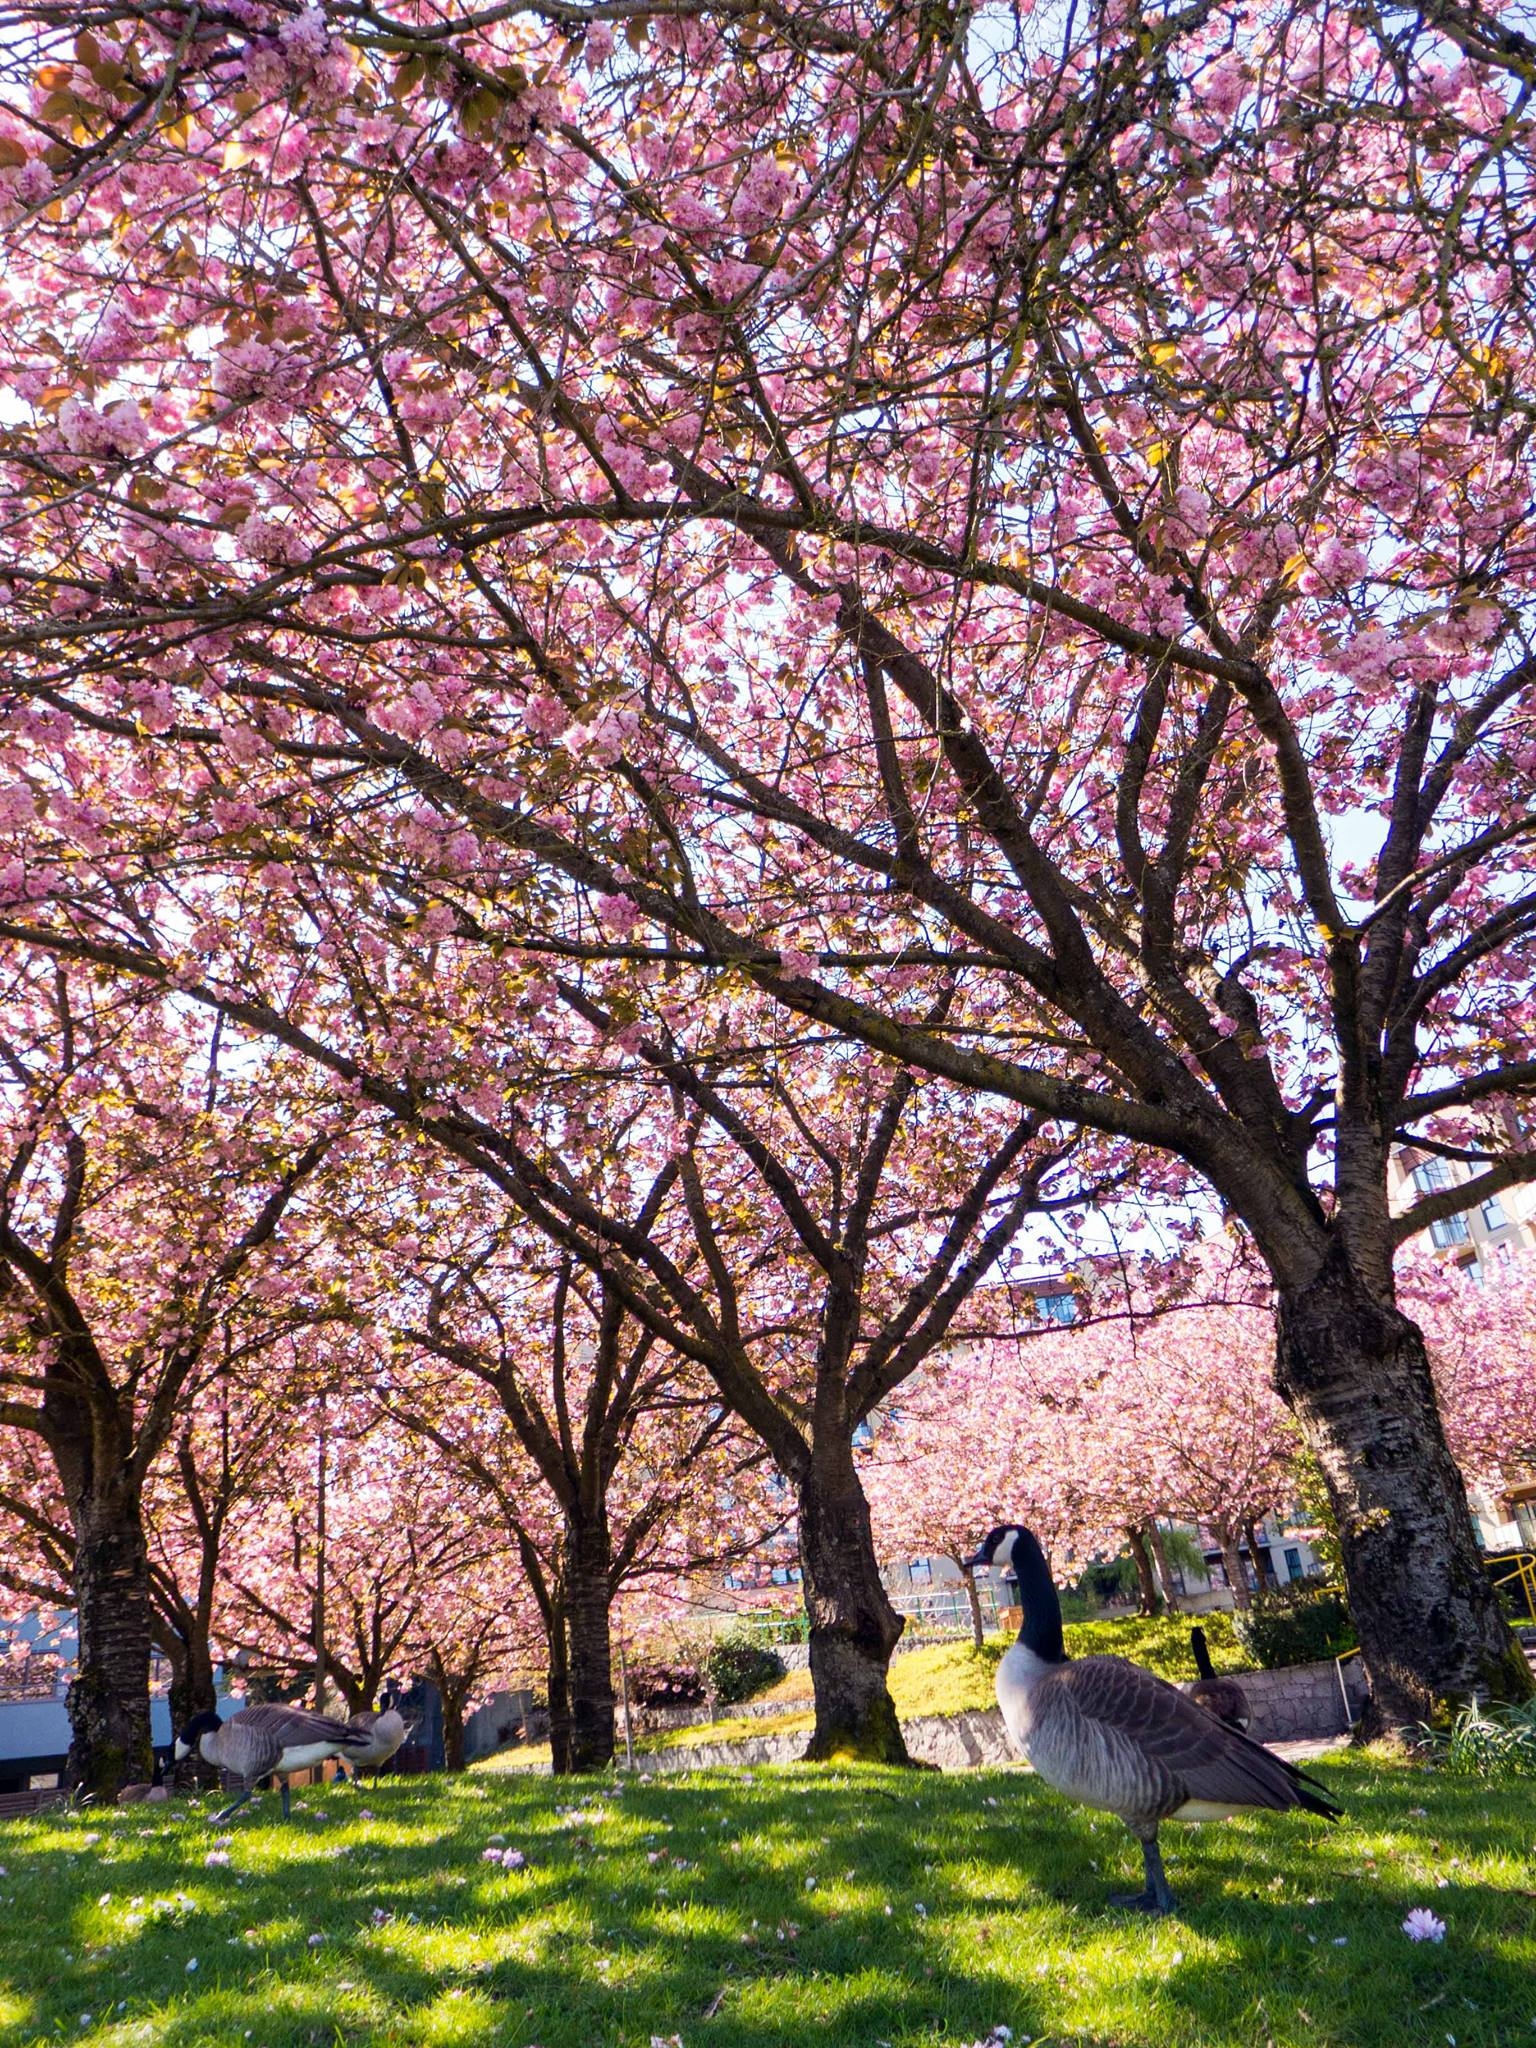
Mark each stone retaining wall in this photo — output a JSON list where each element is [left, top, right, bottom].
[[1221, 1656, 1366, 1742], [636, 1657, 1365, 1772]]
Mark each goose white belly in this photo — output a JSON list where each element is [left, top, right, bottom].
[[1170, 1798, 1241, 1822], [274, 1740, 340, 1774]]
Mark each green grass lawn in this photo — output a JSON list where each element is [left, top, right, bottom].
[[1, 1751, 1532, 2047]]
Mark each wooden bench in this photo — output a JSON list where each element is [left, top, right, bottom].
[[0, 1787, 73, 1820]]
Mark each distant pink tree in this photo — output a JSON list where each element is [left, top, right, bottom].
[[869, 1272, 1297, 1624], [1403, 1256, 1536, 1489]]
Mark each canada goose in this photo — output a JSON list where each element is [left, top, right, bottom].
[[340, 1704, 408, 1778], [1189, 1625, 1252, 1732], [968, 1525, 1341, 1913], [174, 1704, 375, 1822]]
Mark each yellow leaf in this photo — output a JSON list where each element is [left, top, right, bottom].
[[1280, 551, 1308, 586], [222, 139, 250, 171], [1149, 340, 1178, 366]]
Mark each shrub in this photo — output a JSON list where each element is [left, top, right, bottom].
[[1056, 1587, 1097, 1625], [1075, 1556, 1138, 1607], [705, 1637, 786, 1705], [1232, 1585, 1355, 1668], [1427, 1698, 1536, 1779], [627, 1659, 706, 1708], [1063, 1609, 1246, 1680]]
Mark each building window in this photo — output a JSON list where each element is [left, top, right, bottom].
[[1480, 1195, 1507, 1230], [1412, 1157, 1453, 1194], [1514, 1499, 1536, 1549], [1035, 1292, 1076, 1325], [1429, 1213, 1471, 1248], [909, 1558, 933, 1585], [1284, 1547, 1303, 1581]]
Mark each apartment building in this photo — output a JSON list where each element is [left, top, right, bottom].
[[1390, 1144, 1536, 1553], [1389, 1145, 1536, 1274]]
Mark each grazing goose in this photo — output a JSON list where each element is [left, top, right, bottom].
[[340, 1704, 408, 1779], [1189, 1625, 1252, 1733], [174, 1704, 375, 1822], [968, 1524, 1341, 1913]]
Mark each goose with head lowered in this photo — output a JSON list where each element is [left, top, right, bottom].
[[339, 1700, 408, 1780], [968, 1524, 1341, 1914], [174, 1704, 377, 1823], [1189, 1624, 1252, 1733]]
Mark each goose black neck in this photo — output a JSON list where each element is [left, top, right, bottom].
[[1191, 1626, 1215, 1681], [1010, 1527, 1066, 1664]]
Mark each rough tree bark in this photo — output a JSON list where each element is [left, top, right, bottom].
[[66, 1481, 154, 1795], [545, 1603, 573, 1776], [1125, 1523, 1165, 1618], [798, 1439, 909, 1763], [1275, 1245, 1529, 1730], [563, 1515, 617, 1773]]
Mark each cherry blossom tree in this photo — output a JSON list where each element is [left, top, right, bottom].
[[2, 0, 1535, 1728], [215, 1399, 532, 1739], [0, 956, 343, 1790], [374, 1182, 779, 1772]]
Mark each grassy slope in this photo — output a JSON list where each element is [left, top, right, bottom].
[[641, 1614, 1248, 1751], [2, 1753, 1531, 2047]]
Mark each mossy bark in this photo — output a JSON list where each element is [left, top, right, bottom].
[[1276, 1242, 1534, 1731], [797, 1441, 910, 1765]]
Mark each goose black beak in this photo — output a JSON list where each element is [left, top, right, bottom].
[[963, 1544, 991, 1571]]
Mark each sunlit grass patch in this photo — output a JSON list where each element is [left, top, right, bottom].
[[0, 1752, 1531, 2045]]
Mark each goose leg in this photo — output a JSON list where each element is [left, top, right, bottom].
[[279, 1778, 291, 1822], [211, 1786, 254, 1825], [1108, 1829, 1177, 1915]]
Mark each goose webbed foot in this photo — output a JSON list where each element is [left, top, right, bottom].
[[1109, 1834, 1177, 1915]]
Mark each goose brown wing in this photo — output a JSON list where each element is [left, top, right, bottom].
[[238, 1703, 373, 1750], [1054, 1656, 1339, 1816]]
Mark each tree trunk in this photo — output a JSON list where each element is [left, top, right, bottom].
[[165, 1627, 217, 1729], [1275, 1245, 1533, 1730], [796, 1441, 910, 1763], [442, 1690, 467, 1773], [1125, 1523, 1164, 1617], [1214, 1517, 1251, 1610], [1245, 1518, 1275, 1593], [960, 1562, 986, 1649], [546, 1605, 572, 1775], [1147, 1521, 1183, 1613], [67, 1483, 154, 1796], [563, 1517, 616, 1773]]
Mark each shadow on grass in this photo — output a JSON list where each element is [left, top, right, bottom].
[[0, 1754, 1529, 2046]]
